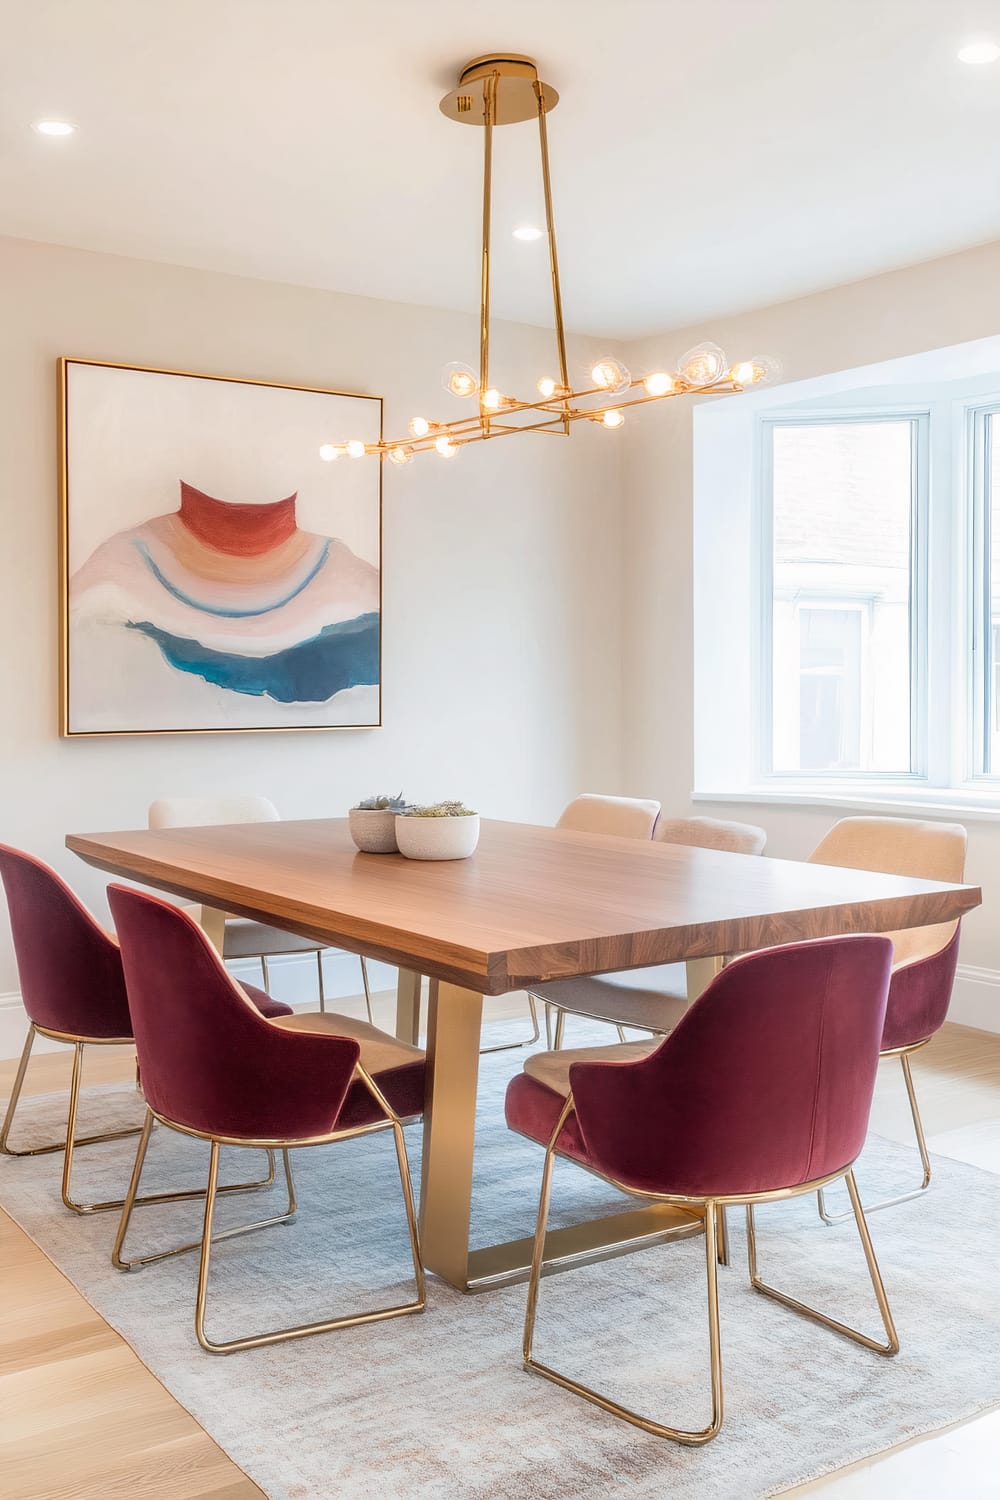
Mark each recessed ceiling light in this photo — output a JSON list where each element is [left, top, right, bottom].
[[958, 40, 1000, 65], [512, 225, 545, 241], [33, 119, 76, 136]]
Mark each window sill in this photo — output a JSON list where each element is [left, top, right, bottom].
[[692, 785, 1000, 823]]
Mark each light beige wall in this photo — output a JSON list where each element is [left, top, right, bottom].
[[0, 235, 625, 996], [622, 240, 1000, 1017]]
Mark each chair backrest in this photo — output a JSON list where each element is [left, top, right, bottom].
[[654, 815, 766, 856], [556, 794, 660, 840], [809, 816, 967, 967], [107, 884, 359, 1139], [569, 935, 892, 1200], [0, 844, 132, 1040], [148, 795, 280, 830]]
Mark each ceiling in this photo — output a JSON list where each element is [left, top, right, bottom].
[[5, 0, 1000, 338]]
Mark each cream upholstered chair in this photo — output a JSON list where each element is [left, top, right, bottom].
[[531, 815, 766, 1048], [806, 816, 968, 1221], [555, 793, 662, 839], [148, 796, 373, 1021]]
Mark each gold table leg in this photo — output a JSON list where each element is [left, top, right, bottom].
[[395, 969, 423, 1045], [685, 956, 724, 1001], [419, 979, 484, 1289], [419, 979, 704, 1292], [197, 905, 228, 954]]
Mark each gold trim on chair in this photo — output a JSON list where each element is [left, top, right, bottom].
[[112, 1063, 425, 1354], [522, 1095, 898, 1445]]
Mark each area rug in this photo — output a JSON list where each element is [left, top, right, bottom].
[[2, 1018, 1000, 1500]]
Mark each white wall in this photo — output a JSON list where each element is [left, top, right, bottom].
[[0, 235, 625, 1007], [621, 240, 1000, 1027]]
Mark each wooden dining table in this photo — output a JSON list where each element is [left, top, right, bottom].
[[67, 816, 981, 1292]]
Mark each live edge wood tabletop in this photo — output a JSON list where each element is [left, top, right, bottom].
[[66, 816, 981, 1293]]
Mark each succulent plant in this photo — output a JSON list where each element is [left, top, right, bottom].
[[353, 792, 409, 811], [402, 799, 477, 818]]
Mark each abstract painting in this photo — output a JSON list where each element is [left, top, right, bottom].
[[60, 359, 382, 735]]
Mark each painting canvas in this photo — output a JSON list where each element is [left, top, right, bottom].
[[60, 359, 381, 735]]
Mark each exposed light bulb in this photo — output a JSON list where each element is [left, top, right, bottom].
[[602, 409, 625, 428], [678, 343, 727, 387], [482, 387, 503, 410], [732, 356, 778, 387], [435, 435, 458, 457], [409, 416, 431, 438], [33, 119, 76, 136], [590, 358, 631, 394], [513, 225, 545, 241], [346, 440, 366, 458], [318, 443, 340, 462], [387, 445, 414, 465], [537, 376, 557, 399], [442, 361, 479, 398], [643, 372, 675, 397], [958, 40, 1000, 64]]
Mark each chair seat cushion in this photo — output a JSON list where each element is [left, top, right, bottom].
[[272, 1012, 425, 1128], [524, 1039, 658, 1096], [505, 1073, 595, 1167], [238, 981, 294, 1019], [530, 965, 690, 1032], [223, 918, 326, 959]]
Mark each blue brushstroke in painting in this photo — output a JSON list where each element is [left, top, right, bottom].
[[131, 538, 332, 618], [127, 613, 380, 703]]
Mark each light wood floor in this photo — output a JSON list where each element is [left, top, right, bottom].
[[1, 1004, 999, 1500]]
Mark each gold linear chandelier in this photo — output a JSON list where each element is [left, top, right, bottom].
[[320, 54, 771, 466]]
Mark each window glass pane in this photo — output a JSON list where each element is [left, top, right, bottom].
[[987, 415, 1000, 774], [770, 421, 914, 774]]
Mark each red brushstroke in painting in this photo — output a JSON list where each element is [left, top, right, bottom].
[[178, 482, 298, 556]]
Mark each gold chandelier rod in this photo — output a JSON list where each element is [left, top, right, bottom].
[[319, 55, 771, 466]]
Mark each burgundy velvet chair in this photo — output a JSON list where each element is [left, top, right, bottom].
[[805, 817, 968, 1221], [505, 935, 899, 1445], [0, 844, 292, 1215], [107, 884, 426, 1354]]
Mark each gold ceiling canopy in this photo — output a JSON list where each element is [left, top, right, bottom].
[[320, 54, 771, 466]]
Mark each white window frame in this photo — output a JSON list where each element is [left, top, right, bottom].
[[754, 409, 930, 790], [967, 399, 1000, 783]]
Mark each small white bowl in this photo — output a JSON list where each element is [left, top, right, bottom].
[[395, 813, 480, 861], [348, 807, 400, 853]]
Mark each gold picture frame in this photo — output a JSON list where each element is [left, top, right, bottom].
[[59, 357, 383, 737]]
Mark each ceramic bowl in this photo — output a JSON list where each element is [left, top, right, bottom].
[[348, 807, 400, 853], [395, 813, 480, 861]]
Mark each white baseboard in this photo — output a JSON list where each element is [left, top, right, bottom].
[[952, 964, 1000, 1034]]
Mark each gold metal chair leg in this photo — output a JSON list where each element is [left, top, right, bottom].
[[523, 1122, 725, 1443], [1, 1028, 142, 1167], [818, 1052, 933, 1225], [194, 1123, 425, 1354], [480, 993, 543, 1054], [715, 1204, 730, 1266], [543, 1002, 555, 1050], [748, 1171, 898, 1356], [318, 950, 329, 1014], [553, 1009, 567, 1050], [259, 954, 271, 992], [358, 955, 372, 1023], [112, 1111, 286, 1266], [1, 1030, 143, 1216]]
